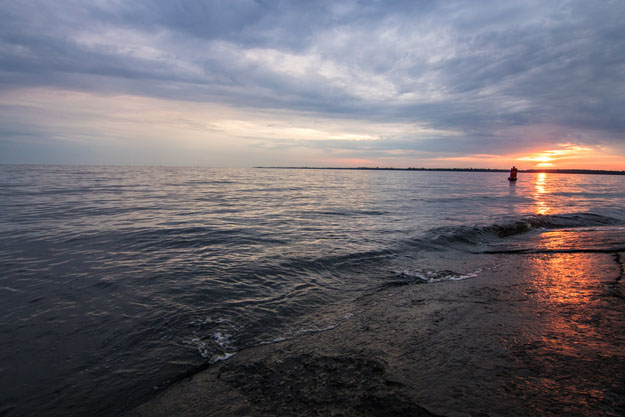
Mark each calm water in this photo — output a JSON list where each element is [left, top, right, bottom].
[[1, 166, 624, 416]]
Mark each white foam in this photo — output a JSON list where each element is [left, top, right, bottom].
[[395, 268, 481, 283], [183, 325, 238, 361], [190, 316, 236, 327], [212, 331, 234, 350], [210, 351, 236, 364], [181, 338, 212, 359], [265, 336, 287, 344], [260, 313, 354, 346]]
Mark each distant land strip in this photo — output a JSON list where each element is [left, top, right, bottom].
[[255, 167, 625, 175]]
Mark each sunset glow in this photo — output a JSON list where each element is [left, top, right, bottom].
[[3, 2, 625, 416], [1, 2, 624, 169], [516, 144, 624, 170]]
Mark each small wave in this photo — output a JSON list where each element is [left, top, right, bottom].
[[260, 313, 355, 346], [423, 213, 622, 246], [182, 337, 237, 363], [110, 226, 288, 250], [304, 209, 388, 217], [184, 316, 240, 362], [481, 225, 625, 254], [182, 337, 211, 359], [212, 352, 236, 363], [393, 268, 480, 284]]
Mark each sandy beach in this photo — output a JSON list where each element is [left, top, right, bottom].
[[126, 250, 625, 417]]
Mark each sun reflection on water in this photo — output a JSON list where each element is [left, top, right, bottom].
[[507, 251, 625, 413], [533, 172, 550, 215]]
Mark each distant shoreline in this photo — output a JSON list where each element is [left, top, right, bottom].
[[256, 167, 625, 175]]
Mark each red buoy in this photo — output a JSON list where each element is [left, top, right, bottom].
[[508, 166, 518, 182]]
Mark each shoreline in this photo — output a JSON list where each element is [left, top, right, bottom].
[[126, 251, 625, 417], [255, 167, 625, 176]]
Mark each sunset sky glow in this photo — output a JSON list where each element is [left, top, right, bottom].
[[1, 1, 624, 169]]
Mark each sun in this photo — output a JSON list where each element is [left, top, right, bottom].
[[517, 143, 597, 169]]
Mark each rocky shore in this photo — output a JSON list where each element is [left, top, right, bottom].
[[126, 251, 625, 417]]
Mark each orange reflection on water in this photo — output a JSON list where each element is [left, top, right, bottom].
[[529, 254, 612, 348], [534, 228, 588, 252], [517, 251, 624, 410], [533, 172, 550, 215], [531, 254, 592, 306], [508, 253, 625, 415]]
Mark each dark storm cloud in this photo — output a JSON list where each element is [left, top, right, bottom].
[[1, 0, 624, 158]]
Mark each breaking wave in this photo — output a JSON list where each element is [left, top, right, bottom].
[[421, 213, 623, 247]]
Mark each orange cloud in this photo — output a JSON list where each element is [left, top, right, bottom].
[[516, 143, 624, 170]]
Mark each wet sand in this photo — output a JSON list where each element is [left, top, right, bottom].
[[126, 251, 625, 417]]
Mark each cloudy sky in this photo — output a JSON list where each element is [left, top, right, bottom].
[[1, 0, 624, 168]]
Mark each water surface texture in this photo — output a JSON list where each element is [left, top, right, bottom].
[[1, 166, 624, 416]]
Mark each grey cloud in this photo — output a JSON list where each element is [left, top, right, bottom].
[[101, 0, 443, 49], [1, 0, 625, 159]]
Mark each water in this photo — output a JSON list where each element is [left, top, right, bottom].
[[0, 166, 624, 416]]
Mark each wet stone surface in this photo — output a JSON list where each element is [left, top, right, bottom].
[[126, 250, 625, 417], [218, 353, 439, 417]]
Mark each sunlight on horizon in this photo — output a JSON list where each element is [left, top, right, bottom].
[[517, 144, 601, 169], [2, 87, 624, 169]]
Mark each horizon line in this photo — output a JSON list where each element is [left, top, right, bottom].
[[255, 167, 625, 175], [1, 163, 624, 175]]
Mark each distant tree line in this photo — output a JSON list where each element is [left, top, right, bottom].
[[256, 167, 625, 175]]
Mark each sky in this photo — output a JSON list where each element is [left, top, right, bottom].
[[1, 0, 624, 169]]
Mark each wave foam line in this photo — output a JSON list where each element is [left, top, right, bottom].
[[423, 213, 623, 246], [260, 313, 355, 346]]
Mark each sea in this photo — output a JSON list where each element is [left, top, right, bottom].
[[1, 165, 624, 416]]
